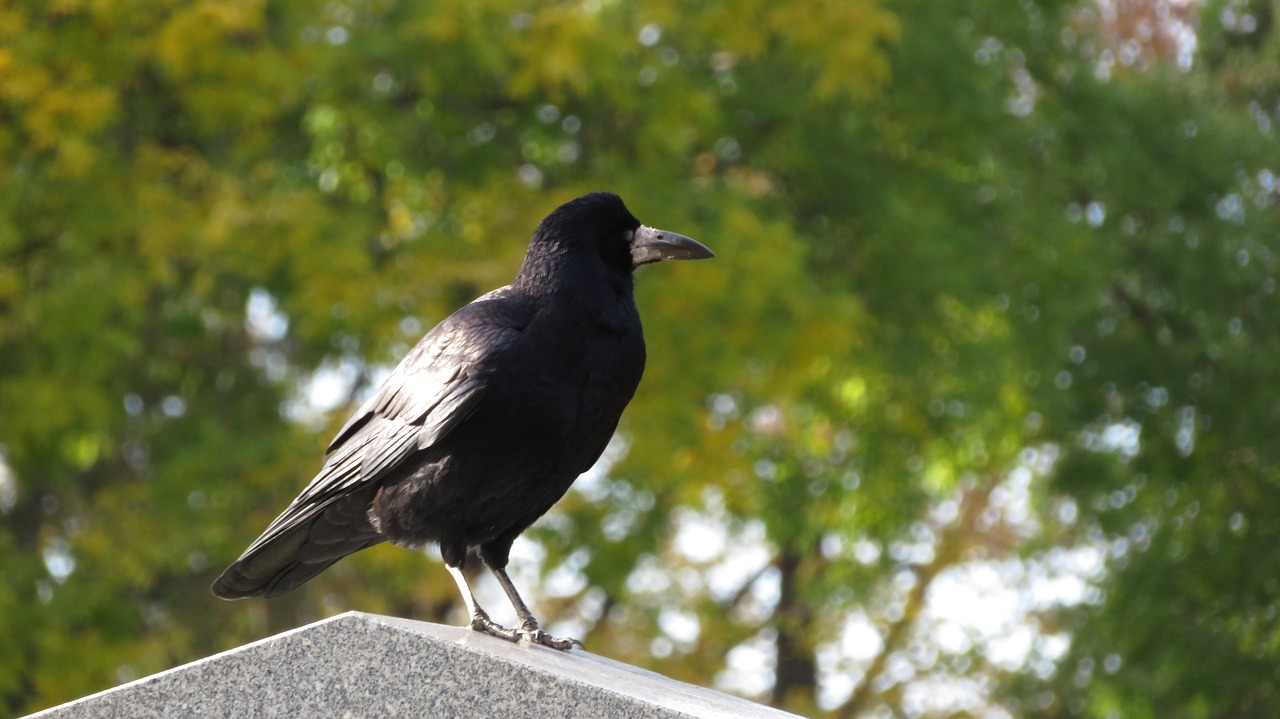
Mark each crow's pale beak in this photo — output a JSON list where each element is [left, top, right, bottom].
[[630, 226, 715, 267]]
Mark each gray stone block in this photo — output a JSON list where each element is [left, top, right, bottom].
[[26, 611, 801, 718]]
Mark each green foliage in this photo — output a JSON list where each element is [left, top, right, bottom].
[[2, 0, 1278, 717]]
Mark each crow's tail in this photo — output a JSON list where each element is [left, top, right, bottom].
[[212, 488, 383, 599]]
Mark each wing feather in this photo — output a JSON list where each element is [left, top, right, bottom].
[[215, 289, 531, 597]]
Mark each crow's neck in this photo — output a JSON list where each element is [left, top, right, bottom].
[[513, 247, 635, 305]]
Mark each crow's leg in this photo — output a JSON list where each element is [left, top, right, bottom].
[[487, 565, 583, 651], [445, 564, 522, 643]]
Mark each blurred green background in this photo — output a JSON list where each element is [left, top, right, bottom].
[[3, 0, 1278, 716]]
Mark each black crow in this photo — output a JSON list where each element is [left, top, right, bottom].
[[213, 192, 713, 650]]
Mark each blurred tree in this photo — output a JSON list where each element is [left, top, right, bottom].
[[1006, 1, 1280, 716], [1, 0, 1276, 717]]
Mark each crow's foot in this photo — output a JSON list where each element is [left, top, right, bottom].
[[468, 611, 522, 643], [515, 619, 582, 651], [467, 613, 581, 650]]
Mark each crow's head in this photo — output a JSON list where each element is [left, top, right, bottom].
[[528, 193, 713, 278]]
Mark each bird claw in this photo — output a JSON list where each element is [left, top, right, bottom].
[[468, 613, 581, 651], [517, 625, 583, 651], [469, 611, 522, 642], [516, 618, 583, 650]]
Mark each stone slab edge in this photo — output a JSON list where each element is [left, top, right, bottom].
[[25, 611, 801, 719]]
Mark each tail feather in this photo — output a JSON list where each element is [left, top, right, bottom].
[[212, 488, 383, 599]]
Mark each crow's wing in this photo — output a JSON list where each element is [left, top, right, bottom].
[[212, 289, 528, 598]]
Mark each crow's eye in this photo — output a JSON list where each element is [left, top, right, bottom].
[[623, 229, 635, 243]]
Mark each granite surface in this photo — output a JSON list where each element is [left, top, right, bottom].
[[25, 611, 801, 719]]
